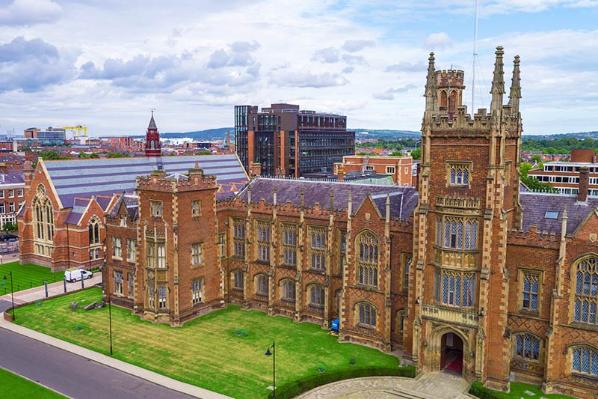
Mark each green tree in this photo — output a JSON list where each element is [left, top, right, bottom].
[[410, 148, 421, 160], [107, 152, 129, 158]]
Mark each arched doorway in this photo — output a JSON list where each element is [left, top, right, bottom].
[[440, 332, 463, 375]]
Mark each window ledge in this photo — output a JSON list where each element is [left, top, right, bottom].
[[569, 322, 598, 332], [357, 323, 376, 330], [308, 269, 326, 275]]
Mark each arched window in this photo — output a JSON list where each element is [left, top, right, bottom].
[[357, 302, 376, 327], [571, 346, 598, 377], [573, 256, 598, 326], [513, 333, 541, 361], [357, 232, 378, 287], [255, 274, 269, 296], [280, 279, 295, 302], [396, 309, 406, 334], [309, 284, 325, 308], [440, 90, 448, 108], [88, 218, 100, 245], [32, 186, 54, 256]]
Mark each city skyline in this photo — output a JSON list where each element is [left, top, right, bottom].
[[0, 0, 597, 135]]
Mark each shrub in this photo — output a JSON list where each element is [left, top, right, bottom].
[[268, 365, 416, 399]]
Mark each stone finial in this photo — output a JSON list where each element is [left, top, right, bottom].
[[490, 46, 505, 114], [329, 190, 335, 211], [424, 52, 437, 113], [508, 55, 521, 113], [300, 188, 305, 209]]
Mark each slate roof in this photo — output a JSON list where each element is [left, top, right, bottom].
[[238, 178, 418, 221], [0, 171, 24, 186], [520, 192, 598, 235], [43, 154, 248, 208]]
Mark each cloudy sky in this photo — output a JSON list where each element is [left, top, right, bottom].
[[0, 0, 597, 136]]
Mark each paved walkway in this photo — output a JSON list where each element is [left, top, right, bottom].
[[298, 372, 472, 399], [0, 274, 102, 306]]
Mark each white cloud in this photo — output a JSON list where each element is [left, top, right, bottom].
[[0, 36, 75, 92], [311, 47, 341, 63], [342, 39, 375, 52], [373, 84, 417, 100], [424, 32, 451, 50], [270, 69, 348, 88], [0, 0, 62, 26]]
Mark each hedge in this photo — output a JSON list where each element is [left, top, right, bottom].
[[268, 365, 416, 399], [469, 381, 498, 399]]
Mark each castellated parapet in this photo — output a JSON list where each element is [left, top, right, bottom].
[[435, 69, 465, 89], [136, 166, 218, 194], [429, 105, 521, 136]]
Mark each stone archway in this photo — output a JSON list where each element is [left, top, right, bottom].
[[425, 325, 471, 378], [441, 332, 463, 375]]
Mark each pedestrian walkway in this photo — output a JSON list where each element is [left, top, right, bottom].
[[298, 372, 472, 399], [0, 274, 102, 306]]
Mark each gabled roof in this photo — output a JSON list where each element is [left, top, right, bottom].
[[520, 192, 598, 235], [42, 154, 248, 208], [238, 177, 418, 221]]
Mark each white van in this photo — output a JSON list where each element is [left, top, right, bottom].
[[65, 269, 93, 283]]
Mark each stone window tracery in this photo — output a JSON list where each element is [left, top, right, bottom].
[[33, 187, 54, 256], [357, 302, 376, 327], [514, 333, 540, 361], [281, 224, 297, 267], [436, 216, 478, 251], [309, 284, 325, 308], [357, 232, 378, 288], [281, 279, 295, 302], [574, 256, 598, 326], [257, 221, 270, 263], [88, 218, 100, 245], [310, 227, 326, 271], [255, 274, 269, 296], [441, 270, 475, 307], [233, 219, 245, 259], [448, 162, 471, 186], [571, 346, 598, 377]]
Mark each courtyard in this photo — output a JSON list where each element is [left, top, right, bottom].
[[13, 288, 405, 399]]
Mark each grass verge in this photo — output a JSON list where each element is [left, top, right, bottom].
[[14, 287, 404, 399], [469, 381, 575, 399], [0, 367, 65, 399]]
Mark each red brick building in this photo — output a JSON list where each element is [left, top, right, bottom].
[[334, 155, 414, 185], [20, 49, 598, 398]]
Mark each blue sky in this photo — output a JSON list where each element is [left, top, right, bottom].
[[0, 0, 597, 136]]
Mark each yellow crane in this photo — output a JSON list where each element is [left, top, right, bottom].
[[62, 125, 88, 140]]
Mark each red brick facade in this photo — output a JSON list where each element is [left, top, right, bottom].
[[19, 48, 598, 399]]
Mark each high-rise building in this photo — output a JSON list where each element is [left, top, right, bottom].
[[234, 103, 355, 177]]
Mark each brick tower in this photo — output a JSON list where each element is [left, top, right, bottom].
[[407, 47, 523, 389], [144, 112, 161, 157], [135, 164, 223, 325]]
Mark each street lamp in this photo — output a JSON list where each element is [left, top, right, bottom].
[[264, 341, 276, 399], [103, 261, 113, 356], [3, 271, 15, 321]]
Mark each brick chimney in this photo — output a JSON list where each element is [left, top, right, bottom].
[[577, 166, 589, 202], [249, 162, 261, 178]]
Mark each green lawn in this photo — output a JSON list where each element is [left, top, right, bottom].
[[0, 367, 65, 399], [470, 380, 574, 399], [14, 288, 401, 399], [0, 262, 64, 294]]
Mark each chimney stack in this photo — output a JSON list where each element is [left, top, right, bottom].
[[577, 166, 589, 202]]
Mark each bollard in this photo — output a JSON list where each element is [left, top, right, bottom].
[[44, 281, 48, 298], [63, 278, 67, 293], [81, 276, 84, 290]]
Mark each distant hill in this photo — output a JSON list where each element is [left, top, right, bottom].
[[160, 128, 232, 141], [354, 129, 420, 139], [525, 131, 598, 140], [152, 127, 421, 141]]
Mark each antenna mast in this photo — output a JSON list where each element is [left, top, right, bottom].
[[471, 0, 479, 112]]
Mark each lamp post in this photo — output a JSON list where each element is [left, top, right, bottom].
[[264, 341, 276, 398], [104, 261, 113, 356], [3, 272, 15, 321]]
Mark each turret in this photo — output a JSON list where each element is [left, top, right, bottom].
[[508, 55, 521, 114], [144, 111, 161, 157]]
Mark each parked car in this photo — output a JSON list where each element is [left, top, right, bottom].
[[65, 269, 93, 283]]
